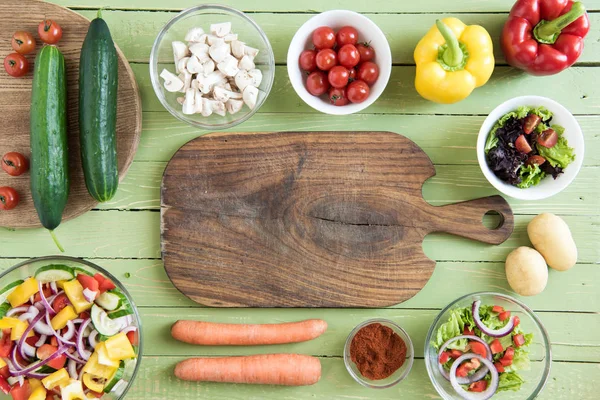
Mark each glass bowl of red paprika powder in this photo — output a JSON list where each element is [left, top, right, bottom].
[[343, 318, 414, 389]]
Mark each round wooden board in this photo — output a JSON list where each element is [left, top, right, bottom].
[[0, 0, 141, 228]]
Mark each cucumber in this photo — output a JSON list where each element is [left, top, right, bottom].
[[36, 365, 57, 374], [30, 45, 69, 250], [0, 280, 24, 304], [73, 267, 94, 277], [35, 265, 75, 283], [0, 303, 11, 319], [91, 304, 121, 336], [79, 10, 119, 202], [103, 362, 124, 393], [95, 291, 122, 311], [108, 295, 133, 319]]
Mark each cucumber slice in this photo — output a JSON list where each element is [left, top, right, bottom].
[[73, 267, 94, 277], [95, 291, 122, 311], [35, 264, 75, 283], [37, 365, 57, 374], [108, 293, 133, 319], [91, 304, 121, 336], [123, 358, 136, 376], [0, 303, 11, 319], [97, 333, 111, 342], [103, 362, 124, 393], [0, 280, 24, 304]]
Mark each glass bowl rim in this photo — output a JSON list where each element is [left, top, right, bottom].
[[424, 291, 552, 400], [0, 256, 143, 400], [343, 317, 414, 389], [149, 3, 275, 130]]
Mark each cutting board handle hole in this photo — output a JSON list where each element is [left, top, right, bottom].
[[482, 210, 504, 230]]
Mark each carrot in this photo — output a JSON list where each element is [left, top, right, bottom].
[[171, 319, 327, 346], [174, 354, 321, 386]]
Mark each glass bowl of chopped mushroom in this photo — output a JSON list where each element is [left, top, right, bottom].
[[150, 4, 275, 129]]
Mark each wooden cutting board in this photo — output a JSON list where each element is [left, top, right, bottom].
[[161, 131, 514, 307], [0, 0, 141, 228]]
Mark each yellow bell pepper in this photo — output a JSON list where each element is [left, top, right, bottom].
[[51, 305, 77, 330], [27, 385, 47, 400], [104, 332, 135, 360], [62, 280, 93, 314], [0, 317, 21, 330], [0, 317, 33, 340], [41, 368, 70, 390], [414, 18, 494, 104], [83, 351, 117, 380], [56, 280, 67, 289], [7, 277, 39, 308], [60, 379, 86, 400], [96, 342, 120, 368], [0, 357, 5, 369], [82, 373, 104, 393], [28, 378, 42, 391]]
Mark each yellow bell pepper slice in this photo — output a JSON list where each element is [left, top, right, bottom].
[[104, 332, 135, 360], [0, 317, 21, 330], [50, 305, 77, 330], [10, 320, 32, 341], [27, 385, 47, 400], [7, 277, 39, 308], [56, 280, 67, 289], [62, 280, 93, 314], [60, 379, 86, 400], [414, 17, 494, 104], [0, 357, 5, 369], [28, 378, 42, 391], [83, 352, 117, 380], [96, 342, 120, 368], [41, 368, 70, 390], [82, 373, 104, 393]]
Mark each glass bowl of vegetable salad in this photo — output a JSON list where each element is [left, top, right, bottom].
[[0, 256, 141, 400], [425, 292, 551, 400], [477, 95, 584, 200]]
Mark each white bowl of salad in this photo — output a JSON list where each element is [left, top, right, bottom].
[[425, 292, 551, 400], [477, 96, 584, 200], [0, 256, 141, 400]]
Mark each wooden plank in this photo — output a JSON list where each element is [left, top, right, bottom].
[[54, 0, 600, 12], [134, 113, 600, 166], [135, 65, 599, 115], [125, 357, 598, 400], [0, 213, 597, 263], [1, 258, 596, 312], [72, 11, 600, 65]]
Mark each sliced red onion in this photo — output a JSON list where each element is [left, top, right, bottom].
[[29, 295, 35, 304], [21, 342, 36, 359], [44, 311, 74, 346], [7, 376, 24, 386], [76, 319, 92, 361], [72, 318, 84, 325], [83, 288, 97, 303], [18, 312, 34, 322], [18, 311, 45, 360], [38, 281, 56, 316], [33, 313, 55, 336], [120, 325, 137, 335], [450, 353, 498, 400], [88, 330, 99, 349], [112, 315, 133, 330], [10, 345, 68, 376], [67, 359, 78, 379], [7, 306, 29, 317], [50, 281, 58, 294], [35, 335, 47, 347], [62, 321, 76, 341], [34, 302, 44, 312], [437, 335, 492, 384], [472, 300, 515, 338], [64, 350, 86, 365]]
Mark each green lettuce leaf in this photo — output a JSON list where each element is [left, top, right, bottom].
[[485, 106, 553, 154], [497, 372, 525, 392], [432, 308, 474, 351], [537, 128, 575, 169], [517, 164, 546, 189]]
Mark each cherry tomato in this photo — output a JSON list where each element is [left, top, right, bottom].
[[52, 293, 70, 313], [306, 71, 329, 96], [522, 114, 541, 134], [3, 53, 28, 78], [2, 152, 29, 176], [346, 80, 370, 103], [315, 49, 337, 71], [38, 19, 63, 44], [515, 135, 532, 154], [312, 26, 336, 50], [336, 26, 358, 46], [356, 42, 375, 62], [526, 155, 546, 166], [537, 128, 558, 148], [357, 61, 379, 86], [299, 49, 317, 72], [0, 187, 19, 211], [11, 31, 35, 55], [327, 66, 349, 89], [328, 87, 349, 106], [337, 44, 360, 69], [348, 67, 357, 81]]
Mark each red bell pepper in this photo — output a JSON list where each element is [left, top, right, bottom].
[[501, 0, 590, 75]]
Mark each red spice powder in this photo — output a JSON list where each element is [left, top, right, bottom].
[[349, 322, 407, 380]]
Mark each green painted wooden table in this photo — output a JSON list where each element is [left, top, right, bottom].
[[2, 0, 599, 398]]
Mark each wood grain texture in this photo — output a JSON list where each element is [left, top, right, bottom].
[[162, 132, 514, 307], [0, 0, 141, 228]]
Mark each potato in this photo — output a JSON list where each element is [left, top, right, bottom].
[[505, 247, 548, 296], [527, 213, 577, 271]]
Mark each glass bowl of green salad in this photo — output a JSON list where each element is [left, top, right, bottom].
[[0, 256, 141, 399], [425, 292, 551, 400], [477, 96, 584, 200]]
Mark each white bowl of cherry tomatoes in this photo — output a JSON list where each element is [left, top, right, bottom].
[[287, 10, 391, 115]]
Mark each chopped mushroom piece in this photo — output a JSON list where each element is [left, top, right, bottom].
[[223, 33, 238, 42], [201, 97, 213, 117], [189, 43, 209, 57], [202, 59, 216, 75], [238, 55, 255, 71], [234, 70, 252, 92], [210, 22, 232, 37], [218, 55, 240, 77], [248, 68, 263, 87], [177, 57, 190, 74], [185, 27, 205, 42], [209, 43, 231, 63], [187, 55, 204, 74], [231, 40, 246, 59], [160, 69, 185, 92], [213, 100, 227, 116], [207, 35, 225, 46], [172, 41, 189, 73], [226, 99, 244, 115], [178, 70, 193, 92], [176, 96, 185, 105], [244, 45, 259, 58], [213, 85, 243, 102], [242, 85, 259, 110], [197, 70, 227, 94], [194, 89, 203, 113], [182, 88, 196, 115]]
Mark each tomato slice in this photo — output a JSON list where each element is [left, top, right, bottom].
[[52, 294, 70, 313], [94, 273, 116, 293], [463, 326, 475, 336], [448, 349, 463, 359], [25, 335, 40, 346], [455, 363, 470, 377], [0, 376, 10, 394], [498, 311, 511, 321], [491, 305, 504, 313], [0, 366, 9, 379], [469, 341, 487, 358], [0, 330, 13, 358], [468, 380, 487, 392], [514, 316, 520, 327], [77, 274, 99, 292], [9, 380, 30, 400], [499, 356, 513, 367], [515, 135, 533, 153], [513, 334, 526, 347], [522, 114, 541, 134], [537, 128, 558, 148], [494, 361, 505, 373], [34, 286, 52, 303], [490, 339, 503, 354], [526, 155, 546, 166], [37, 344, 66, 370], [438, 351, 450, 364], [503, 346, 515, 360]]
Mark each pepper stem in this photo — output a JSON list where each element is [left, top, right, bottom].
[[436, 20, 463, 67], [534, 2, 586, 44]]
